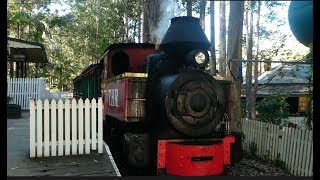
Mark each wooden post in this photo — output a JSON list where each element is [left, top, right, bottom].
[[35, 63, 39, 78], [24, 61, 27, 78], [16, 62, 20, 78]]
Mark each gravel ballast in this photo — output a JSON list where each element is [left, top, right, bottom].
[[229, 154, 291, 176]]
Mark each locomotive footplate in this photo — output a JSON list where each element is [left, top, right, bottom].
[[157, 137, 235, 176]]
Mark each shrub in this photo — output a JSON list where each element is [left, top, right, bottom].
[[274, 153, 288, 172], [256, 91, 290, 125], [7, 96, 14, 104]]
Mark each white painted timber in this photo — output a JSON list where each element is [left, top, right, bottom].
[[7, 78, 48, 110], [65, 99, 71, 156], [29, 98, 103, 158], [241, 119, 313, 176]]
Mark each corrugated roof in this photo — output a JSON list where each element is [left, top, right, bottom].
[[241, 64, 313, 96], [257, 64, 312, 84], [241, 84, 312, 96]]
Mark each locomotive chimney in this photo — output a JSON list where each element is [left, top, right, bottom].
[[159, 16, 211, 56]]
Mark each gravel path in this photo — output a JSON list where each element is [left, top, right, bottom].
[[229, 154, 291, 176]]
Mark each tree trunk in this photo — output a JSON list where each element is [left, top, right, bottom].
[[124, 0, 129, 42], [200, 0, 206, 29], [187, 0, 192, 16], [210, 1, 216, 75], [252, 1, 261, 120], [142, 0, 150, 43], [245, 2, 254, 120], [133, 20, 137, 42], [96, 0, 100, 58], [219, 1, 226, 76], [143, 0, 161, 43], [138, 0, 142, 43], [227, 1, 244, 132]]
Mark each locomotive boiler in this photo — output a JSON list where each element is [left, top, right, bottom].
[[99, 16, 235, 176]]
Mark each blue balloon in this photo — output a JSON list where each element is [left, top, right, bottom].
[[288, 1, 313, 47]]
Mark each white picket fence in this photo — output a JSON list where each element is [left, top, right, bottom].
[[7, 78, 49, 110], [29, 98, 103, 158], [241, 119, 313, 176], [283, 117, 312, 130]]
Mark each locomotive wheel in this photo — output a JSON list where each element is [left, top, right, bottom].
[[159, 72, 225, 136]]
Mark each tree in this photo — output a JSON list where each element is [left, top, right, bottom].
[[252, 0, 262, 120], [199, 0, 206, 29], [219, 1, 227, 76], [124, 0, 129, 42], [186, 0, 192, 16], [245, 1, 254, 120], [142, 0, 161, 43], [209, 1, 216, 75], [227, 1, 244, 132]]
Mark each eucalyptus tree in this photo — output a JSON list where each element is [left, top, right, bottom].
[[219, 1, 226, 77], [227, 1, 244, 132], [245, 1, 254, 120], [209, 1, 216, 76], [252, 0, 262, 121]]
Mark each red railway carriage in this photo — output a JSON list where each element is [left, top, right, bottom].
[[101, 16, 236, 176]]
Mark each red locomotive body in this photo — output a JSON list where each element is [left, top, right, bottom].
[[157, 137, 235, 176], [100, 17, 237, 176], [104, 73, 147, 122]]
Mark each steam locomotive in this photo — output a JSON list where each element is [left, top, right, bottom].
[[74, 16, 236, 176]]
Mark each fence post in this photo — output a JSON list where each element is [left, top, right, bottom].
[[29, 98, 35, 158], [51, 99, 57, 156], [36, 99, 43, 157], [44, 99, 50, 157], [65, 99, 71, 156], [98, 98, 103, 153], [78, 99, 84, 155], [91, 98, 97, 150], [85, 99, 90, 154], [58, 99, 64, 156], [72, 99, 78, 155]]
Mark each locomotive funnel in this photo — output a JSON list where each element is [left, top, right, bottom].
[[159, 16, 211, 55]]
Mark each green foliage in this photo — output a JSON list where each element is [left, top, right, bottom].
[[256, 91, 291, 125], [249, 141, 257, 155], [305, 65, 313, 130], [240, 132, 245, 144], [7, 0, 145, 91], [7, 96, 14, 104], [302, 52, 313, 63], [274, 153, 288, 172]]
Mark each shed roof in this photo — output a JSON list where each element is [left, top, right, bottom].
[[257, 64, 312, 84], [241, 63, 313, 96], [7, 37, 48, 64]]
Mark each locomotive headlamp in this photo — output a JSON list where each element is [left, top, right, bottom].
[[195, 52, 206, 65], [186, 50, 209, 68]]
